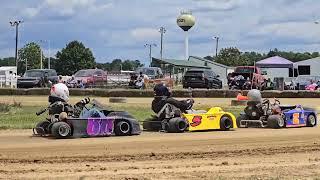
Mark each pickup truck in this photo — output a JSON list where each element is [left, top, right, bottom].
[[227, 66, 266, 90]]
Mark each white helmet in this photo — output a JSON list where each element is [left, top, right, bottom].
[[50, 83, 70, 102], [247, 89, 262, 102]]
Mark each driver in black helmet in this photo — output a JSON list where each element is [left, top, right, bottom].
[[152, 83, 193, 114]]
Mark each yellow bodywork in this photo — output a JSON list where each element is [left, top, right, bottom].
[[182, 107, 237, 131]]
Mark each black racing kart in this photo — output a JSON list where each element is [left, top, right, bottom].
[[34, 96, 141, 138]]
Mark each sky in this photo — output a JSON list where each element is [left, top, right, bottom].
[[1, 0, 320, 64]]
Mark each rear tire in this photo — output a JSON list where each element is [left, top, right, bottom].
[[267, 115, 284, 129], [114, 120, 132, 136], [306, 114, 316, 127], [51, 122, 71, 138], [35, 120, 50, 134], [220, 116, 233, 131], [167, 118, 188, 133]]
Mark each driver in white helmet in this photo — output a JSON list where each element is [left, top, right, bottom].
[[49, 83, 70, 103]]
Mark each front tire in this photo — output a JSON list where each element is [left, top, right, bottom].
[[220, 116, 233, 130], [306, 114, 316, 127], [236, 114, 248, 128]]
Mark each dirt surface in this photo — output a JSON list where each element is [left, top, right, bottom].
[[1, 127, 320, 180]]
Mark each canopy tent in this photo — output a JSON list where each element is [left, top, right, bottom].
[[256, 56, 294, 68]]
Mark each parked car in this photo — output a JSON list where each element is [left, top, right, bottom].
[[291, 75, 320, 90], [70, 69, 107, 88], [227, 66, 266, 90], [182, 69, 222, 89], [17, 69, 58, 88]]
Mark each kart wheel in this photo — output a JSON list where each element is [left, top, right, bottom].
[[220, 116, 233, 131], [236, 114, 248, 128], [35, 120, 50, 134], [267, 115, 284, 129], [167, 118, 188, 133], [51, 122, 71, 138], [115, 120, 132, 136], [306, 114, 316, 127], [143, 120, 162, 131]]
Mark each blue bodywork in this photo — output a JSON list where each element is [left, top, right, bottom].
[[282, 105, 317, 127]]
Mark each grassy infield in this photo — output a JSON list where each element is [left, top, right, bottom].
[[0, 100, 243, 129]]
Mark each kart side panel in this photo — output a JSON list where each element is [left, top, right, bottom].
[[284, 110, 306, 127], [183, 107, 237, 131], [67, 118, 114, 137], [284, 109, 317, 127]]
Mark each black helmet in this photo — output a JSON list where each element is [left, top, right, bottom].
[[154, 83, 171, 97]]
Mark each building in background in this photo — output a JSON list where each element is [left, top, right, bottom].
[[0, 66, 17, 87], [256, 56, 295, 80], [294, 57, 320, 76], [152, 56, 233, 85]]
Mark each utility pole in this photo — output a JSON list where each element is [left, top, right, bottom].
[[213, 36, 220, 58], [10, 20, 23, 73], [159, 27, 166, 60], [144, 44, 157, 67], [40, 40, 51, 69]]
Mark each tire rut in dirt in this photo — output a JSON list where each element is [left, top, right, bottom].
[[2, 144, 320, 164]]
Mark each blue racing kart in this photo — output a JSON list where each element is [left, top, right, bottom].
[[237, 98, 317, 128]]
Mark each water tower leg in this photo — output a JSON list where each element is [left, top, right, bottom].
[[185, 31, 189, 60]]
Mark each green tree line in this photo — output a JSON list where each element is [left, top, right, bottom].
[[0, 40, 144, 75]]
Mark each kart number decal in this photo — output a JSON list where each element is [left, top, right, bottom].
[[293, 113, 300, 124], [87, 118, 114, 136], [190, 116, 202, 127]]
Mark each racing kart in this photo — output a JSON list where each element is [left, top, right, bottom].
[[236, 98, 317, 128], [33, 97, 141, 138], [183, 107, 237, 131], [143, 100, 237, 133]]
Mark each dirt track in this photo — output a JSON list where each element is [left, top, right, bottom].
[[1, 127, 320, 180]]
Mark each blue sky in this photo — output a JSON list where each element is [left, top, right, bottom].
[[1, 0, 320, 64]]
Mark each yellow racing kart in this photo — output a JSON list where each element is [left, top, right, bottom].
[[183, 107, 237, 131]]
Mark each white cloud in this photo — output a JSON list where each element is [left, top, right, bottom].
[[131, 28, 159, 41]]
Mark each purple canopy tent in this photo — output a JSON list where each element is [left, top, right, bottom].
[[256, 56, 294, 68]]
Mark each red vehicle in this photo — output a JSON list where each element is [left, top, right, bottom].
[[228, 66, 266, 90], [72, 69, 107, 88]]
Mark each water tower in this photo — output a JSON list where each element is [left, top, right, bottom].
[[177, 10, 195, 60]]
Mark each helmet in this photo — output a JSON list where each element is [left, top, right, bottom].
[[50, 83, 70, 102], [154, 83, 171, 97], [247, 89, 262, 102]]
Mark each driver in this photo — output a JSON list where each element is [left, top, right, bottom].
[[152, 83, 193, 114]]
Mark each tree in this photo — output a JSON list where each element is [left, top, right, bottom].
[[215, 47, 242, 66], [55, 41, 95, 75], [18, 42, 42, 74], [96, 59, 144, 71]]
